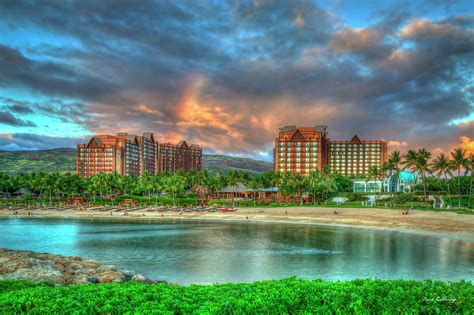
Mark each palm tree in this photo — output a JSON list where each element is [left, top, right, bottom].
[[306, 170, 322, 206], [450, 148, 470, 208], [320, 174, 338, 205], [226, 170, 240, 207], [246, 177, 262, 207], [402, 150, 419, 207], [290, 173, 306, 206], [193, 170, 210, 199], [367, 166, 382, 193], [414, 149, 432, 204], [164, 174, 186, 206], [431, 153, 454, 207], [384, 151, 404, 207], [90, 173, 107, 205], [368, 166, 382, 205]]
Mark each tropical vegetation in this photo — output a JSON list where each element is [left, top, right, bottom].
[[0, 147, 472, 209], [0, 278, 472, 313]]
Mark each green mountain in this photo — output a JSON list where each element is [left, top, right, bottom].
[[0, 149, 273, 176]]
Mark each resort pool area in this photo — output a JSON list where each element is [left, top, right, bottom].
[[0, 217, 472, 284]]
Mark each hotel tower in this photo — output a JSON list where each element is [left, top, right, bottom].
[[77, 133, 202, 178], [274, 125, 387, 177]]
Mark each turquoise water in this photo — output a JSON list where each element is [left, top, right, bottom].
[[0, 218, 472, 284]]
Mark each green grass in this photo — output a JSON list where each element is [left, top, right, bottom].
[[0, 278, 472, 313]]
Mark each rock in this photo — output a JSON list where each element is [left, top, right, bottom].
[[131, 273, 146, 282], [0, 248, 154, 285], [87, 277, 99, 284], [122, 270, 135, 280], [99, 265, 118, 272]]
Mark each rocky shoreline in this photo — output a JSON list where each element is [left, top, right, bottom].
[[0, 248, 159, 285]]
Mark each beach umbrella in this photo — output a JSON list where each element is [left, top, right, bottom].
[[331, 197, 348, 205]]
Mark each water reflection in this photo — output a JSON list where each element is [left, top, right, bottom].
[[0, 218, 472, 284]]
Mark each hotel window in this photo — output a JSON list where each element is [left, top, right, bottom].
[[297, 142, 301, 146]]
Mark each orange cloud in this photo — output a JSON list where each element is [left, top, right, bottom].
[[136, 103, 163, 117], [460, 136, 474, 155], [330, 28, 380, 53], [386, 140, 409, 151], [176, 75, 244, 141], [399, 19, 458, 39]]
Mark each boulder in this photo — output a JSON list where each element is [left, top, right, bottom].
[[0, 248, 153, 285]]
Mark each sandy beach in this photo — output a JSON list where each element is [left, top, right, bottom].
[[1, 207, 473, 241]]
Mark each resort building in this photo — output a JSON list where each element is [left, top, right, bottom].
[[273, 125, 387, 177], [137, 133, 158, 176], [77, 133, 202, 178], [213, 182, 279, 200], [328, 135, 387, 177], [157, 141, 202, 173], [273, 125, 329, 175], [383, 170, 417, 193], [351, 170, 417, 193]]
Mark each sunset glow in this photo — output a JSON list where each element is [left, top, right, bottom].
[[0, 1, 473, 160]]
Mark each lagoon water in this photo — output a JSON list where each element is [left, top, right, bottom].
[[0, 217, 473, 284]]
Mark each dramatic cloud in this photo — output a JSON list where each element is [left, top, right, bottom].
[[460, 136, 474, 155], [0, 133, 86, 151], [0, 0, 472, 159], [0, 112, 35, 127]]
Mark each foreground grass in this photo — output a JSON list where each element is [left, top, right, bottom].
[[0, 278, 472, 313]]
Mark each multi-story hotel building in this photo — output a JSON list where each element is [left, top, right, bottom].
[[77, 134, 142, 178], [273, 125, 387, 177], [77, 133, 202, 178], [137, 133, 158, 176], [328, 135, 387, 177], [158, 141, 202, 173], [274, 125, 329, 176]]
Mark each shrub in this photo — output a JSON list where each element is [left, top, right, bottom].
[[0, 278, 472, 313]]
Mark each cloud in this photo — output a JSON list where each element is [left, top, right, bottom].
[[386, 140, 409, 150], [0, 1, 472, 160], [294, 14, 304, 27], [460, 136, 474, 155], [0, 111, 36, 127], [0, 133, 86, 150]]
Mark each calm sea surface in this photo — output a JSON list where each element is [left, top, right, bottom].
[[0, 217, 472, 284]]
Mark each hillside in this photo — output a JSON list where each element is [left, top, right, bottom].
[[0, 149, 273, 175]]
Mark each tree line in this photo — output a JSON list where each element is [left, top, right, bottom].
[[0, 147, 472, 208]]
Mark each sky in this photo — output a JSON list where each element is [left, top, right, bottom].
[[0, 0, 473, 161]]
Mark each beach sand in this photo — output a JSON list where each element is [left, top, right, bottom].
[[1, 207, 473, 241]]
